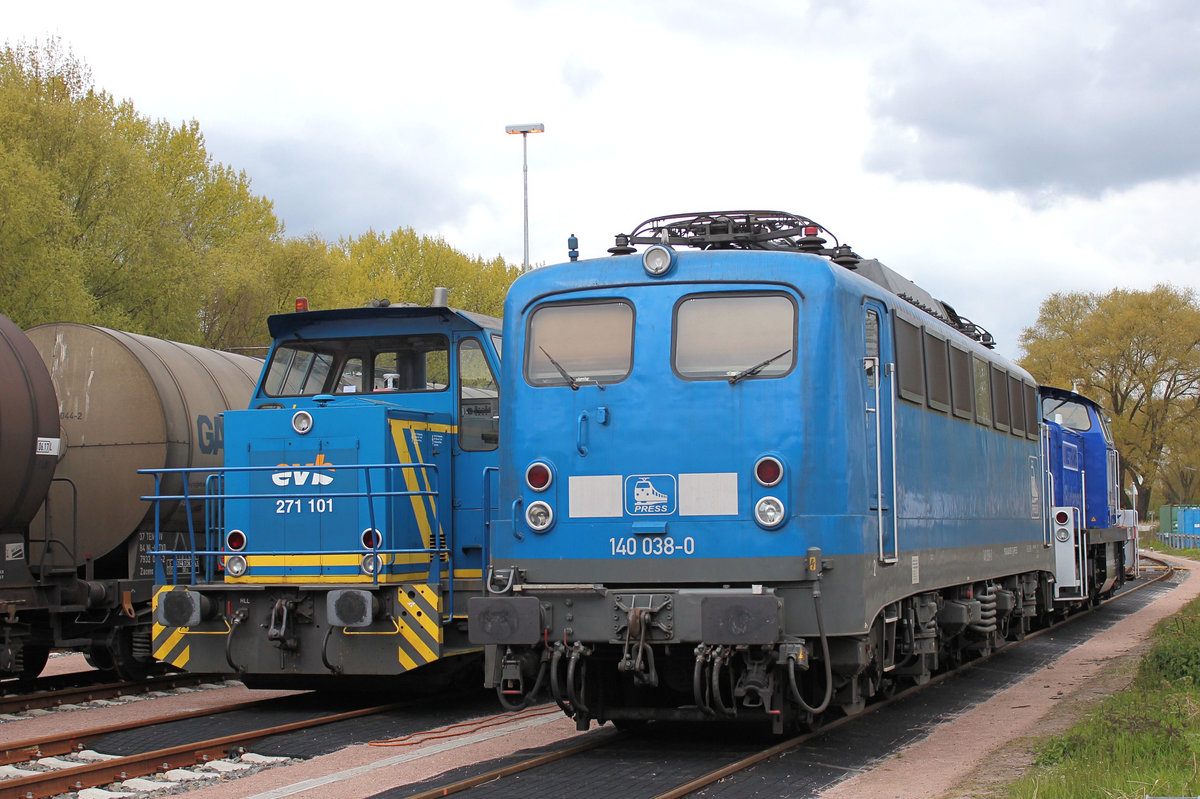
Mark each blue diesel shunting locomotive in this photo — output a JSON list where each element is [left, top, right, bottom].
[[468, 211, 1136, 731], [1042, 386, 1139, 601], [150, 296, 502, 684]]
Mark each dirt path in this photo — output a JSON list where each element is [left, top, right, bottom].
[[819, 553, 1198, 799]]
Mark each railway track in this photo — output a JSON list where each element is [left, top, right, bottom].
[[0, 671, 221, 715], [0, 699, 405, 798]]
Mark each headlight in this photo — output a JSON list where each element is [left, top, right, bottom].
[[526, 501, 554, 532], [225, 554, 248, 577], [292, 410, 314, 435], [361, 553, 383, 575], [1055, 527, 1071, 543], [754, 496, 786, 529], [642, 244, 675, 276]]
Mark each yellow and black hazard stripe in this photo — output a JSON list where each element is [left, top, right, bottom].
[[389, 420, 453, 559], [151, 585, 228, 669], [342, 583, 442, 671]]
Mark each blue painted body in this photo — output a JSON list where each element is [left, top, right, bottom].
[[491, 249, 1042, 604]]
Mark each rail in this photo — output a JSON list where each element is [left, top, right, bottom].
[[140, 462, 452, 598]]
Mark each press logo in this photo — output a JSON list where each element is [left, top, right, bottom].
[[625, 475, 676, 515], [272, 453, 336, 486]]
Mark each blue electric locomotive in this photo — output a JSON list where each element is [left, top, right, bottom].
[[150, 295, 501, 685], [469, 211, 1134, 731]]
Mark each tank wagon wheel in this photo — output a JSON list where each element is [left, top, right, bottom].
[[95, 629, 152, 681]]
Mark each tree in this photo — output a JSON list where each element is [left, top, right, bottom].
[[1019, 285, 1200, 519], [1, 39, 517, 348]]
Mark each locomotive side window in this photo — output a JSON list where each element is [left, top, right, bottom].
[[949, 344, 973, 419], [458, 338, 499, 451], [1023, 382, 1039, 439], [991, 364, 1011, 432], [864, 310, 880, 388], [525, 301, 634, 387], [894, 316, 925, 403], [1008, 374, 1025, 436], [923, 330, 951, 413], [973, 356, 993, 426], [673, 293, 795, 381]]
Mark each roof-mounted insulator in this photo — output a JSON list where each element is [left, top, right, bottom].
[[797, 226, 827, 252], [831, 244, 861, 269], [608, 233, 636, 256], [568, 234, 579, 262]]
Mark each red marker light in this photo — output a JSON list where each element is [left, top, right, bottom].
[[296, 297, 309, 312], [526, 462, 552, 491], [755, 456, 784, 487], [1055, 510, 1070, 525]]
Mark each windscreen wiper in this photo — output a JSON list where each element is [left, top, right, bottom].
[[540, 346, 580, 390], [729, 349, 791, 385]]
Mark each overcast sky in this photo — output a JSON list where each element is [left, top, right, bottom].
[[7, 0, 1200, 357]]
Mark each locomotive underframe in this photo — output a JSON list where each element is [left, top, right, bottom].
[[477, 536, 1130, 731], [153, 581, 483, 682]]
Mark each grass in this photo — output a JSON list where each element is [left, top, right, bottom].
[[1007, 541, 1200, 799]]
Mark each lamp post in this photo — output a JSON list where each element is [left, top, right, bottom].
[[505, 123, 544, 272]]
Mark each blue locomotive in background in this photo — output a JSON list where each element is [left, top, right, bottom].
[[469, 211, 1137, 731], [150, 293, 501, 685]]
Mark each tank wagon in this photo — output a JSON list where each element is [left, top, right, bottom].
[[150, 297, 502, 687], [468, 210, 1137, 732], [0, 321, 260, 679]]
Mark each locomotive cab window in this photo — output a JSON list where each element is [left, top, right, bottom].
[[673, 293, 795, 381], [263, 335, 449, 397], [1043, 397, 1092, 431], [525, 301, 634, 387], [458, 338, 499, 451]]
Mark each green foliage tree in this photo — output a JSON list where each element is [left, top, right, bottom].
[[1019, 285, 1200, 518], [1, 39, 516, 351]]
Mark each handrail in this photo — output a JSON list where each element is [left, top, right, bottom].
[[141, 461, 445, 587]]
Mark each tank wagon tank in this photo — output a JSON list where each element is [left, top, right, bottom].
[[0, 314, 61, 678], [468, 210, 1138, 733], [0, 323, 261, 679], [149, 297, 502, 687]]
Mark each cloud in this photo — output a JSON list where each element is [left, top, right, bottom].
[[863, 0, 1200, 199]]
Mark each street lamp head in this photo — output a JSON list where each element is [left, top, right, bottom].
[[506, 123, 545, 134]]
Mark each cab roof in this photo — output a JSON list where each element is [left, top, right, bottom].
[[266, 304, 502, 340]]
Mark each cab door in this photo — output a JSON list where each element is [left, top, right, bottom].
[[863, 302, 897, 563]]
